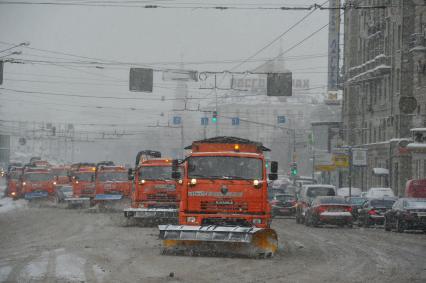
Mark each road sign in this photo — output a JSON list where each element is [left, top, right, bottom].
[[201, 117, 208, 126], [173, 116, 182, 125], [277, 116, 286, 124], [352, 148, 367, 166], [129, 68, 153, 92], [267, 72, 292, 96], [231, 117, 240, 126], [333, 153, 349, 168]]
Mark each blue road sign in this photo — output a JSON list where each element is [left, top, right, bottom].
[[231, 117, 240, 126], [173, 116, 182, 125], [277, 116, 286, 124]]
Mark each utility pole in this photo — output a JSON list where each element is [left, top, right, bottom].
[[214, 74, 218, 137]]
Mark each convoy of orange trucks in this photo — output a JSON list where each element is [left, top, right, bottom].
[[123, 150, 182, 225], [159, 137, 279, 258], [3, 137, 279, 257]]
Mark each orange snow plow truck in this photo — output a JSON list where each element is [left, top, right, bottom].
[[159, 136, 279, 258], [124, 150, 183, 225], [67, 163, 97, 207]]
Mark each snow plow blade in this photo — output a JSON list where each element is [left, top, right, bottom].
[[24, 191, 49, 200], [123, 208, 178, 226], [94, 194, 123, 201], [158, 225, 278, 258], [64, 197, 90, 208], [90, 195, 130, 213]]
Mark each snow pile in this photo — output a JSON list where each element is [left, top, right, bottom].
[[0, 184, 27, 214], [0, 197, 27, 214]]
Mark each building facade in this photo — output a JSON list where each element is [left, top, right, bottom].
[[342, 0, 426, 195]]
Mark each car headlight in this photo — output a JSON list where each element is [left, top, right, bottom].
[[187, 216, 196, 223], [253, 218, 262, 224]]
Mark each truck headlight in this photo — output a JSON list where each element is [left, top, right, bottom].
[[187, 216, 196, 223], [139, 179, 145, 185], [22, 182, 26, 186], [11, 192, 16, 196], [53, 181, 57, 185], [253, 218, 262, 224], [178, 179, 183, 184], [190, 179, 197, 186]]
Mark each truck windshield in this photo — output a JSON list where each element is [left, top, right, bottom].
[[24, 173, 53, 182], [139, 166, 177, 180], [75, 172, 94, 182], [9, 171, 22, 180], [98, 172, 128, 182], [188, 156, 263, 180], [52, 170, 68, 177]]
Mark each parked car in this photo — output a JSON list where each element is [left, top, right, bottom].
[[305, 196, 353, 227], [337, 187, 362, 197], [365, 187, 395, 199], [295, 184, 336, 224], [384, 198, 426, 233], [270, 194, 296, 217], [405, 179, 426, 198], [55, 185, 73, 203], [357, 198, 396, 227], [346, 197, 367, 220]]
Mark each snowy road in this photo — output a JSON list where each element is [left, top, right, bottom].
[[0, 206, 425, 283]]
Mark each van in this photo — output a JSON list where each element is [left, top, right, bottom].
[[365, 187, 395, 199], [405, 179, 426, 198]]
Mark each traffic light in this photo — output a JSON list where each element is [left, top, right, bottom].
[[290, 162, 298, 176], [212, 111, 218, 123]]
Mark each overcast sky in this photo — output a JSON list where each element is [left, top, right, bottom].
[[0, 0, 330, 128]]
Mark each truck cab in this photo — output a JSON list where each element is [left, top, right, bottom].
[[7, 166, 24, 199], [95, 165, 131, 198], [132, 158, 182, 209], [51, 166, 71, 186], [22, 167, 55, 199], [70, 164, 96, 198], [176, 137, 277, 229]]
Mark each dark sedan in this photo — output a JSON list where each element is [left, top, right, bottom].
[[270, 194, 296, 217], [305, 196, 353, 227], [357, 198, 396, 227], [384, 198, 426, 233], [346, 197, 367, 220]]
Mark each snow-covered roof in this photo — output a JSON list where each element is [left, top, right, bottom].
[[372, 168, 389, 175], [410, 128, 426, 132], [407, 143, 426, 150]]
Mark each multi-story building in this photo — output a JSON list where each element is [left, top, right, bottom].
[[342, 0, 426, 195]]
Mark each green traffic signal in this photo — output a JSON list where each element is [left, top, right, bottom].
[[212, 117, 217, 123]]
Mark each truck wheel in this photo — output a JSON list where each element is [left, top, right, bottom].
[[384, 218, 391, 231], [396, 219, 404, 233], [363, 218, 370, 228], [305, 215, 311, 227]]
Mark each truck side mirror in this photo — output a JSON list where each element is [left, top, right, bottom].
[[171, 159, 181, 180], [268, 173, 278, 180], [128, 168, 134, 181], [270, 161, 278, 173], [172, 171, 181, 180]]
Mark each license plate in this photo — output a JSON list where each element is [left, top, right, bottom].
[[279, 208, 289, 212], [216, 200, 233, 205]]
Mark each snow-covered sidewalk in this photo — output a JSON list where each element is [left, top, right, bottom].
[[0, 182, 27, 213]]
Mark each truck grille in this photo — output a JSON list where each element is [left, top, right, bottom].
[[200, 201, 248, 212], [147, 194, 176, 202]]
